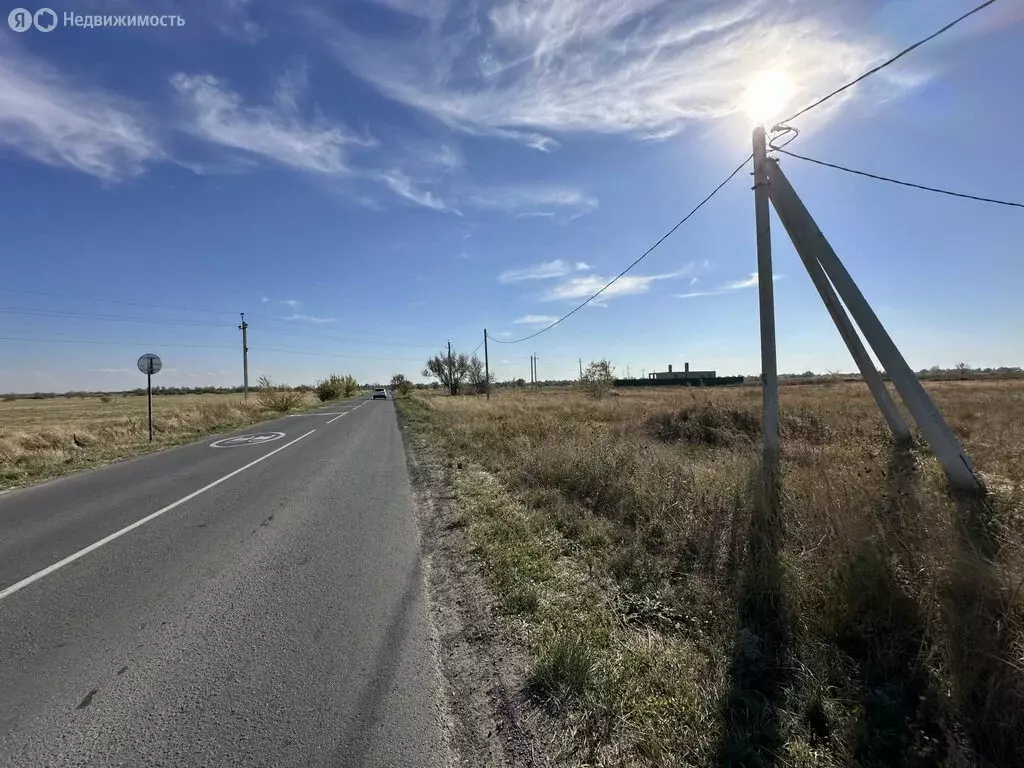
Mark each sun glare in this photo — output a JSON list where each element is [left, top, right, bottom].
[[741, 70, 796, 126]]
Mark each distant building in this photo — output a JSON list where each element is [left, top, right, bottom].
[[648, 362, 716, 381]]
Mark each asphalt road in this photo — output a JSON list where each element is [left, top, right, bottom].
[[0, 396, 454, 767]]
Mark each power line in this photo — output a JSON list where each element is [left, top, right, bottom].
[[776, 148, 1024, 209], [0, 307, 231, 327], [776, 0, 1001, 127], [0, 336, 236, 349], [250, 324, 438, 350], [0, 288, 238, 316], [492, 153, 753, 345], [254, 346, 425, 363]]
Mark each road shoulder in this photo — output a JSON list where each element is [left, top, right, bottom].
[[395, 399, 550, 768]]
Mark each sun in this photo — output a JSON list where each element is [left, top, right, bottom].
[[741, 70, 796, 126]]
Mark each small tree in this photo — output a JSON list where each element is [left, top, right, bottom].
[[423, 350, 472, 395], [314, 374, 343, 402], [340, 374, 358, 397], [466, 355, 494, 394], [255, 375, 304, 412], [581, 359, 615, 399], [391, 373, 412, 396]]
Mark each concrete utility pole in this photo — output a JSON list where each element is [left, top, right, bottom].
[[767, 159, 910, 443], [484, 329, 490, 400], [752, 126, 779, 459], [447, 340, 453, 396], [579, 358, 583, 378], [238, 313, 249, 400], [533, 355, 538, 387], [767, 160, 982, 493]]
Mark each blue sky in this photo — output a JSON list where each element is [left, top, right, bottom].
[[1, 0, 1022, 392]]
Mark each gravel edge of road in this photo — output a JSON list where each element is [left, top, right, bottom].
[[395, 403, 550, 768]]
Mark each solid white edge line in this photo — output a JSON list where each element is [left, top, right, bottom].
[[0, 429, 318, 602]]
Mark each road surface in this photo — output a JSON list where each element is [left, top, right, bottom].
[[0, 396, 454, 767]]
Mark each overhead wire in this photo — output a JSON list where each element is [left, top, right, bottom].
[[491, 153, 753, 345], [0, 336, 236, 349], [775, 0, 1001, 127], [775, 148, 1024, 209], [0, 307, 231, 328]]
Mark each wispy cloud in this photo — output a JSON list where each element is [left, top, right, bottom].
[[514, 314, 560, 325], [676, 271, 781, 298], [498, 259, 590, 283], [0, 42, 161, 180], [281, 299, 301, 308], [280, 313, 336, 323], [330, 0, 905, 146], [543, 271, 681, 301], [88, 368, 132, 373], [469, 186, 597, 218], [261, 296, 270, 303], [722, 272, 760, 290], [542, 261, 704, 302], [374, 169, 460, 214], [171, 71, 374, 174]]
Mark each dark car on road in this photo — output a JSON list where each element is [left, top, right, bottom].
[[372, 388, 388, 400]]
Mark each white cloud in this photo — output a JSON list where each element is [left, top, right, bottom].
[[261, 296, 270, 303], [375, 169, 460, 214], [280, 313, 336, 323], [676, 271, 781, 298], [514, 314, 560, 325], [281, 299, 301, 308], [0, 43, 161, 180], [677, 290, 724, 299], [544, 271, 681, 301], [329, 0, 905, 145], [575, 261, 591, 271], [499, 259, 587, 283], [723, 273, 760, 290], [171, 71, 373, 174], [469, 186, 597, 218], [722, 271, 783, 290]]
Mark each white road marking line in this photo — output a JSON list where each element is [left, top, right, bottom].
[[0, 429, 318, 603], [327, 401, 366, 423]]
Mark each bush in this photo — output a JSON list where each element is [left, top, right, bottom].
[[581, 359, 615, 399], [396, 379, 413, 397], [254, 375, 304, 412], [314, 374, 344, 402]]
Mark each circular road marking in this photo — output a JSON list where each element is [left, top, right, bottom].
[[210, 432, 286, 449]]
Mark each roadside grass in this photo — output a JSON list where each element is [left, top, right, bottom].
[[399, 381, 1024, 767], [0, 391, 325, 489]]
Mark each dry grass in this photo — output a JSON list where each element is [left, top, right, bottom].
[[0, 392, 319, 489], [400, 380, 1024, 767]]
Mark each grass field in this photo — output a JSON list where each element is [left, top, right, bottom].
[[400, 380, 1024, 767], [0, 391, 321, 489]]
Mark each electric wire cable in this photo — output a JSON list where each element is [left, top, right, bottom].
[[776, 148, 1024, 209], [776, 0, 1001, 127], [0, 336, 236, 349], [491, 153, 753, 345]]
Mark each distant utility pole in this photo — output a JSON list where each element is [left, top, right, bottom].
[[484, 329, 490, 400], [533, 355, 538, 387], [238, 313, 249, 399], [447, 340, 454, 396], [579, 358, 583, 378], [627, 364, 631, 379]]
